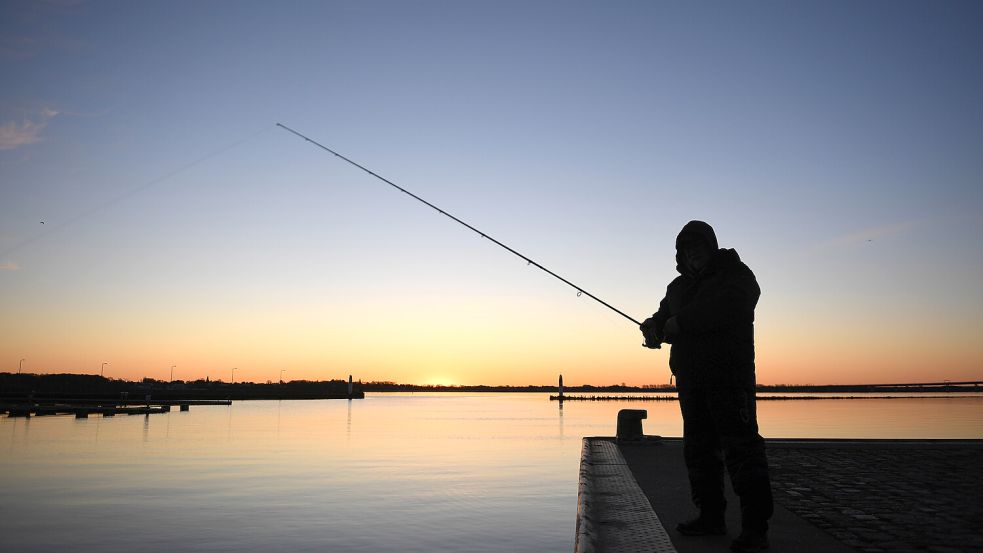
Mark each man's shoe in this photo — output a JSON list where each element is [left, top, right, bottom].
[[730, 529, 769, 552], [675, 514, 726, 536]]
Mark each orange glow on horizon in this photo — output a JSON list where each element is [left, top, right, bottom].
[[3, 296, 981, 386]]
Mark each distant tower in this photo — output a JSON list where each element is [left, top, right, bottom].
[[558, 374, 564, 398], [348, 374, 353, 398]]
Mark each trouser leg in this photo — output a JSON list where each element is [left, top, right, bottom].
[[679, 388, 726, 515], [709, 387, 774, 532]]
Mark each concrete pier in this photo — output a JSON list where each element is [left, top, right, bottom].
[[578, 436, 983, 552], [576, 438, 676, 553]]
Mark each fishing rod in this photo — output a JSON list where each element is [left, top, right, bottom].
[[276, 123, 643, 327]]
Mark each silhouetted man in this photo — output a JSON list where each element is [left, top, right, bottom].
[[641, 220, 773, 553]]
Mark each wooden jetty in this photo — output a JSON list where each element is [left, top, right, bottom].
[[0, 398, 231, 418], [550, 394, 677, 402]]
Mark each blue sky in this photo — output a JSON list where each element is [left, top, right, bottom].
[[2, 1, 981, 385]]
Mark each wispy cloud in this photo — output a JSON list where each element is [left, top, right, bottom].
[[0, 262, 21, 271], [0, 108, 59, 150]]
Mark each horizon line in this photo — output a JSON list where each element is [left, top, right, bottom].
[[2, 372, 981, 389]]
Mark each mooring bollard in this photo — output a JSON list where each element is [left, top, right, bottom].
[[180, 404, 190, 412], [75, 410, 89, 419], [616, 409, 647, 442]]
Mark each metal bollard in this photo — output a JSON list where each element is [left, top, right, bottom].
[[616, 409, 647, 442]]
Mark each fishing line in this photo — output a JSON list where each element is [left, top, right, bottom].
[[1, 125, 276, 259], [277, 123, 642, 327]]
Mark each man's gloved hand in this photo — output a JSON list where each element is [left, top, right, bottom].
[[640, 317, 662, 349]]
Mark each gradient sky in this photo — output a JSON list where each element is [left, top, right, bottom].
[[2, 1, 981, 386]]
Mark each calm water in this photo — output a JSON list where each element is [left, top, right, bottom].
[[2, 393, 981, 552]]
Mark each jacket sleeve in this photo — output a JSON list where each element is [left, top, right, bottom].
[[673, 267, 759, 334], [644, 280, 678, 336]]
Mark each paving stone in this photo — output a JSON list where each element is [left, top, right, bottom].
[[766, 442, 983, 553]]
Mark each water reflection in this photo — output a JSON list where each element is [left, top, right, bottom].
[[226, 403, 233, 440], [276, 399, 282, 438], [757, 395, 983, 439], [346, 398, 352, 441], [0, 393, 980, 553], [558, 400, 564, 439]]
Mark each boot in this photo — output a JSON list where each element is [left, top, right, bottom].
[[730, 528, 769, 552], [676, 512, 727, 536]]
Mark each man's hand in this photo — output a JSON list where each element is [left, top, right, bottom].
[[663, 316, 680, 342], [640, 317, 662, 349]]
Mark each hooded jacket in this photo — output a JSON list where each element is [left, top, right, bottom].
[[648, 221, 760, 389]]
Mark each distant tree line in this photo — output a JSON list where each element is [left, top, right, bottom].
[[0, 373, 361, 400]]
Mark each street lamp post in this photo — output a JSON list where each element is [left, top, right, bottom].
[[19, 358, 25, 374], [232, 367, 237, 384], [279, 369, 286, 384], [101, 362, 109, 377], [170, 365, 176, 382]]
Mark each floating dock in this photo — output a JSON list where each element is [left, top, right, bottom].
[[552, 395, 676, 402], [0, 398, 231, 418]]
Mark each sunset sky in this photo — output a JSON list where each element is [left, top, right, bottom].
[[2, 1, 981, 386]]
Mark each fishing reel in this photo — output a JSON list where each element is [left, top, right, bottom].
[[642, 329, 662, 349]]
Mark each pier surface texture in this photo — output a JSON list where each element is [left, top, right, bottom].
[[576, 438, 676, 553], [579, 437, 983, 553]]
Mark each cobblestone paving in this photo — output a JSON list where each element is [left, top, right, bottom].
[[767, 443, 983, 553]]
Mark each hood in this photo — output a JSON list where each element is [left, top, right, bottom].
[[675, 220, 719, 275], [675, 220, 718, 251]]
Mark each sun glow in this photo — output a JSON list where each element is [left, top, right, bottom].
[[419, 376, 457, 387]]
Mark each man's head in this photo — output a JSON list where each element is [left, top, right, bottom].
[[676, 220, 718, 274]]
